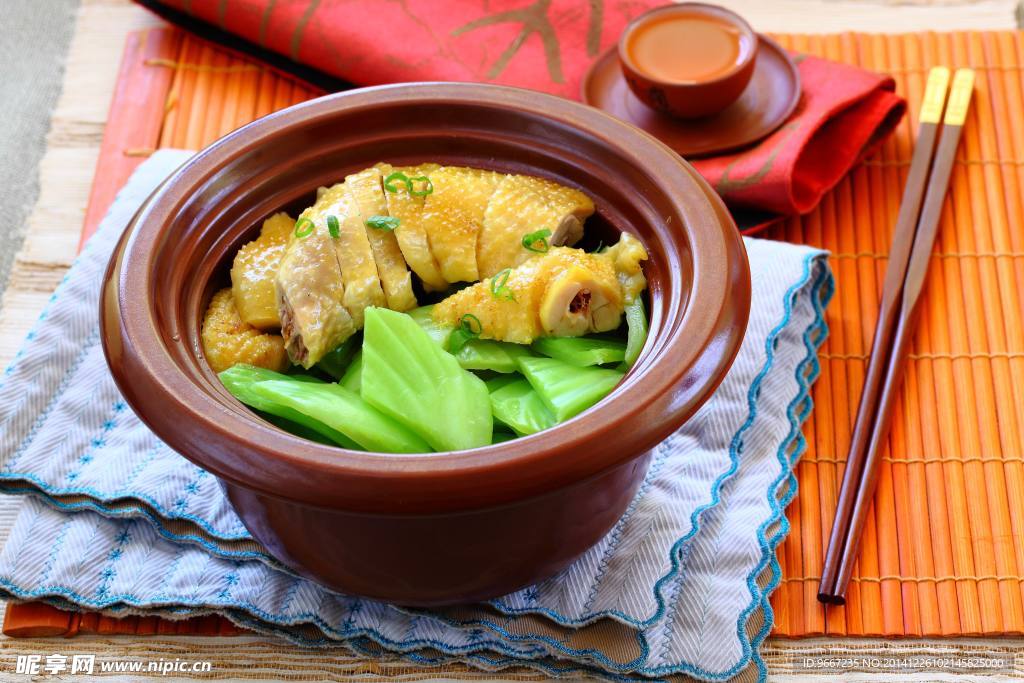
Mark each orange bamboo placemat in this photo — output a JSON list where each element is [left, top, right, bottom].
[[6, 27, 1024, 641]]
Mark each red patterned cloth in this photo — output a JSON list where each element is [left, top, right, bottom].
[[136, 0, 904, 226]]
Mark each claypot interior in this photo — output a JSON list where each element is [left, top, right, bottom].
[[102, 83, 749, 515]]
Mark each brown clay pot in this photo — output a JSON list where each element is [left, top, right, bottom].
[[100, 83, 750, 606]]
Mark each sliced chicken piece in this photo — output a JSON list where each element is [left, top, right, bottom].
[[230, 212, 293, 330], [602, 232, 648, 303], [476, 174, 594, 278], [434, 235, 645, 344], [202, 288, 289, 373], [378, 162, 448, 291], [420, 166, 502, 283], [275, 229, 356, 368], [301, 183, 386, 328], [345, 167, 418, 312]]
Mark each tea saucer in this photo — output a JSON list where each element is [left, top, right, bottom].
[[582, 35, 801, 158]]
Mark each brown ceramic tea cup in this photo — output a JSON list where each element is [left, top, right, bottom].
[[618, 3, 758, 119]]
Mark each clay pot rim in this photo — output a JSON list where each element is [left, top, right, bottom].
[[101, 82, 750, 514]]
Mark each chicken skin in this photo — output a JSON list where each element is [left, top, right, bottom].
[[221, 163, 605, 368], [230, 212, 293, 329], [433, 234, 647, 344]]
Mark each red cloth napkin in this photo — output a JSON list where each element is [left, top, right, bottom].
[[136, 0, 905, 228]]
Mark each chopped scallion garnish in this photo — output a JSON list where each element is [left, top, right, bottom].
[[294, 217, 315, 238], [490, 268, 515, 301], [447, 313, 482, 354], [365, 215, 400, 231], [461, 313, 482, 336], [522, 228, 551, 253], [383, 171, 409, 193], [326, 215, 340, 238], [408, 175, 434, 196], [383, 171, 433, 196]]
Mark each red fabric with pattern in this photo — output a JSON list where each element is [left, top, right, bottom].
[[137, 0, 905, 224]]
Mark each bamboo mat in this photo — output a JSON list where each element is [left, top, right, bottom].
[[7, 27, 1024, 643]]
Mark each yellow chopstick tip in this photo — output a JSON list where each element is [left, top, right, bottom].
[[943, 69, 975, 126], [920, 67, 951, 124]]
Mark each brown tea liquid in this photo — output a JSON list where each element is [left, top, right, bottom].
[[626, 12, 748, 83]]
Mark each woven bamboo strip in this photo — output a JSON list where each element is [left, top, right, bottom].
[[776, 30, 811, 639], [926, 33, 988, 635], [197, 47, 225, 147], [157, 34, 188, 149], [912, 32, 971, 636], [944, 31, 1007, 634], [988, 32, 1024, 632], [860, 32, 907, 637], [985, 34, 1024, 627], [784, 33, 851, 637], [154, 29, 1022, 641], [170, 36, 197, 148], [14, 25, 1024, 641], [888, 34, 949, 637], [863, 34, 902, 637], [963, 31, 1024, 634]]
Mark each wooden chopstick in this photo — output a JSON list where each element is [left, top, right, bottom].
[[818, 67, 975, 605]]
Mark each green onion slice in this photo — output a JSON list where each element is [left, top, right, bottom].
[[293, 217, 315, 238], [489, 268, 515, 301], [408, 175, 434, 197], [326, 215, 340, 238], [383, 171, 410, 193], [461, 313, 482, 336], [365, 215, 400, 231], [522, 228, 551, 253], [447, 313, 482, 354]]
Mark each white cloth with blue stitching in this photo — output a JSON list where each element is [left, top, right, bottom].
[[0, 151, 832, 682]]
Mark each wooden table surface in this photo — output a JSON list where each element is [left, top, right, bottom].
[[1, 0, 1023, 681]]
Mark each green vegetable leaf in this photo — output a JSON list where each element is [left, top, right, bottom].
[[365, 215, 400, 231], [362, 307, 492, 451], [249, 379, 430, 453], [531, 336, 626, 367], [488, 377, 556, 436], [491, 431, 517, 444], [407, 305, 453, 347], [259, 412, 336, 446], [517, 356, 624, 422], [316, 336, 358, 380], [339, 349, 363, 392], [219, 365, 360, 449], [447, 313, 482, 354], [457, 339, 531, 373], [622, 297, 649, 369], [409, 306, 526, 372]]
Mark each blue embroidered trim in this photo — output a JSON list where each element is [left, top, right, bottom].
[[3, 487, 274, 565], [4, 330, 100, 473], [0, 239, 832, 681], [742, 259, 834, 681], [482, 252, 828, 634], [0, 163, 138, 389], [389, 253, 833, 679], [0, 580, 555, 662], [64, 400, 124, 485], [0, 472, 253, 541]]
